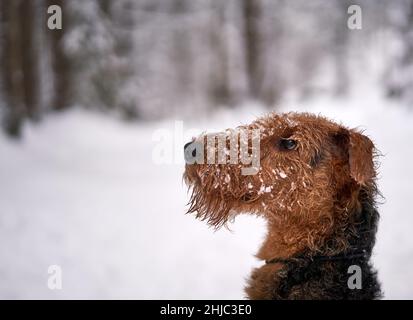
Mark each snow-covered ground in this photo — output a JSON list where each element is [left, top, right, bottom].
[[0, 90, 412, 299]]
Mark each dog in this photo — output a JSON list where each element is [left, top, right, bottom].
[[183, 112, 381, 299]]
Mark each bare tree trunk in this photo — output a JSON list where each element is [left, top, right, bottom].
[[258, 0, 284, 106], [47, 0, 72, 111], [243, 0, 262, 100], [333, 1, 350, 97], [1, 0, 25, 137], [401, 1, 413, 66], [171, 0, 192, 108], [97, 0, 138, 119], [209, 2, 231, 106], [21, 0, 39, 120], [99, 0, 112, 16], [386, 0, 413, 101]]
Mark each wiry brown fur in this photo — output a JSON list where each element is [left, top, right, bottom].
[[184, 112, 381, 299]]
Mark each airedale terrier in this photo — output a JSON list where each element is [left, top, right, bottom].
[[183, 112, 382, 299]]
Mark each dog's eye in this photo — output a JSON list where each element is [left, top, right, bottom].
[[280, 139, 297, 150]]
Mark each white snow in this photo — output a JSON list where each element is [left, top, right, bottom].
[[1, 88, 413, 299], [279, 170, 288, 179]]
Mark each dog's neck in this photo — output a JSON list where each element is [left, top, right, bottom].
[[245, 190, 381, 300], [256, 193, 378, 262]]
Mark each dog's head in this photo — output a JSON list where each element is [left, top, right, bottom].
[[183, 112, 377, 230]]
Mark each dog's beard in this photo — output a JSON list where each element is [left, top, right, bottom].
[[184, 164, 248, 228], [186, 184, 235, 228]]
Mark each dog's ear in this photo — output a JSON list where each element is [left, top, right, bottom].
[[348, 130, 375, 185], [332, 128, 375, 185]]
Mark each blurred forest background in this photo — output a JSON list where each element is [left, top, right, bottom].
[[1, 0, 413, 299], [0, 0, 412, 138]]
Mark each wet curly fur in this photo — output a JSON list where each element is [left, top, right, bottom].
[[183, 112, 382, 299]]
